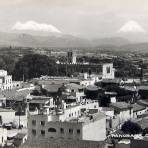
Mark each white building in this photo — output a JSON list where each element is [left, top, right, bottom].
[[64, 83, 85, 102], [0, 108, 15, 124], [102, 63, 115, 79], [110, 102, 133, 124], [0, 128, 7, 146], [0, 70, 12, 90], [67, 51, 77, 64], [27, 100, 106, 142]]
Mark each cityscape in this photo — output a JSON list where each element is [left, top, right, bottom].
[[0, 0, 148, 148]]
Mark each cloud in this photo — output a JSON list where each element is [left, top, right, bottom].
[[12, 21, 61, 33]]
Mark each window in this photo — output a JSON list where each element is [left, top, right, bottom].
[[32, 129, 36, 136], [78, 111, 80, 115], [60, 128, 64, 134], [40, 121, 45, 126], [106, 67, 110, 74], [41, 130, 45, 136], [48, 128, 56, 132], [77, 129, 80, 134], [69, 129, 73, 134], [32, 120, 36, 126]]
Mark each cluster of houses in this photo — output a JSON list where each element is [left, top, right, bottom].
[[0, 61, 148, 148]]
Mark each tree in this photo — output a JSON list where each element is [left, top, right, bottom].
[[121, 120, 142, 135], [142, 128, 148, 136], [99, 94, 110, 107], [13, 54, 56, 81]]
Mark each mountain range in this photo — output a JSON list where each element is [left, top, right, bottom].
[[0, 31, 131, 47], [0, 31, 148, 52]]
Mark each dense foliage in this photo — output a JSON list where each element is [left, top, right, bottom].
[[99, 94, 110, 107], [121, 120, 142, 135], [0, 55, 16, 74], [12, 54, 56, 81]]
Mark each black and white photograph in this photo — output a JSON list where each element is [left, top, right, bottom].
[[0, 0, 148, 148]]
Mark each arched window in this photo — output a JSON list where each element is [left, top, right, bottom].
[[48, 128, 56, 132]]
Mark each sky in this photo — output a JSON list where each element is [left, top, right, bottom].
[[0, 0, 148, 38]]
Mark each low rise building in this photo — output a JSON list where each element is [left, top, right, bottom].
[[102, 63, 115, 79], [132, 103, 146, 118], [110, 102, 133, 124], [0, 70, 12, 90], [27, 100, 106, 142], [0, 108, 15, 124], [0, 128, 7, 146]]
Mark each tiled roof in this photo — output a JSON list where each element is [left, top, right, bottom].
[[2, 89, 30, 101], [137, 99, 148, 106], [137, 118, 148, 129], [43, 84, 62, 93], [110, 102, 131, 111], [132, 104, 146, 112]]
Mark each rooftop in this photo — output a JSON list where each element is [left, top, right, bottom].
[[2, 89, 30, 101], [110, 102, 131, 111], [86, 85, 100, 91], [101, 79, 121, 84], [43, 84, 62, 93], [137, 99, 148, 106], [101, 107, 114, 112], [136, 118, 148, 129], [20, 138, 104, 148], [132, 103, 146, 112], [77, 112, 106, 124], [66, 83, 84, 90], [0, 108, 15, 112], [29, 99, 50, 104]]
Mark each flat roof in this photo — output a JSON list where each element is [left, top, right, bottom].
[[0, 108, 15, 112], [78, 112, 106, 124], [86, 85, 100, 91], [43, 84, 62, 93], [66, 83, 84, 90], [110, 102, 131, 111], [20, 138, 103, 148], [102, 79, 121, 84], [29, 99, 49, 104]]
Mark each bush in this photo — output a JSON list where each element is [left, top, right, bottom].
[[121, 120, 142, 135]]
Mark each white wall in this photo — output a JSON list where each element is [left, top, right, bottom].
[[82, 117, 106, 141], [0, 111, 15, 124], [102, 63, 115, 79], [0, 128, 7, 146]]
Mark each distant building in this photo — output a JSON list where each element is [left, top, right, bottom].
[[102, 63, 115, 79], [0, 70, 12, 90], [132, 103, 146, 118], [0, 108, 15, 124], [0, 94, 6, 107], [110, 102, 133, 125], [67, 51, 76, 64], [0, 128, 7, 146]]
